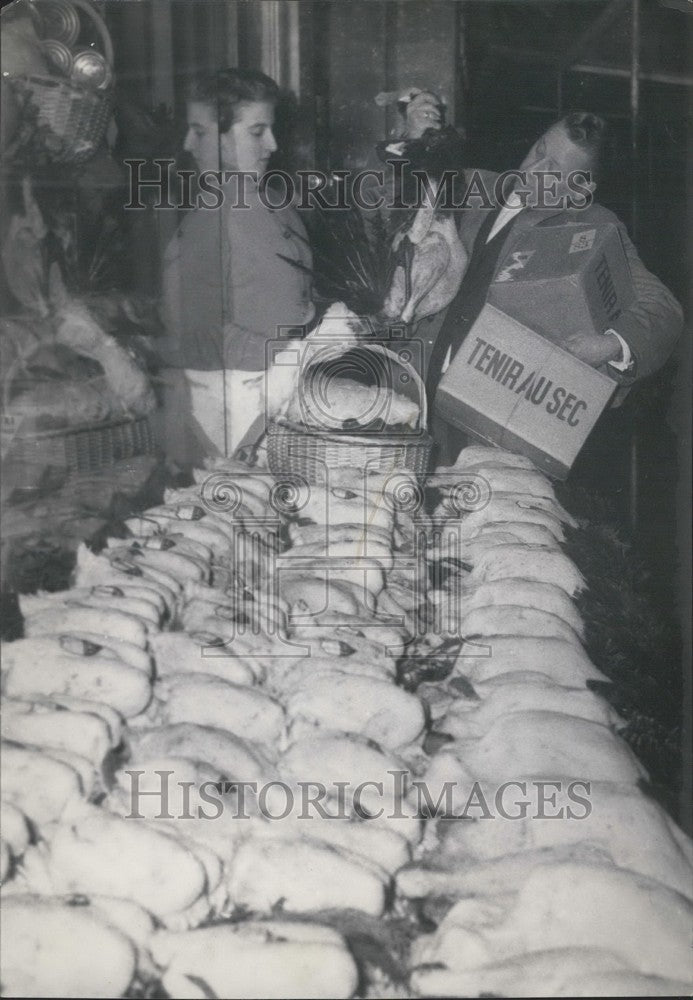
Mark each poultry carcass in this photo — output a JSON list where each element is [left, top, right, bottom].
[[49, 265, 155, 417], [150, 921, 359, 1000], [409, 778, 693, 901], [409, 861, 693, 992], [246, 302, 364, 422], [383, 205, 468, 324], [422, 710, 646, 799], [1, 895, 137, 999], [20, 802, 209, 924], [1, 177, 48, 316]]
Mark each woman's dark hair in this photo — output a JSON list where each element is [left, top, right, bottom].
[[187, 69, 279, 133]]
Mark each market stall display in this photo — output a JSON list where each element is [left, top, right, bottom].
[[1, 0, 164, 589], [0, 221, 163, 593], [1, 431, 691, 998], [1, 0, 687, 990], [2, 265, 157, 493]]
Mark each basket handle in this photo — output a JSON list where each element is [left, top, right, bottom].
[[56, 0, 114, 67], [303, 341, 429, 432]]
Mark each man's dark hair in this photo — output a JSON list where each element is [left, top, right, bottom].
[[187, 69, 279, 134], [555, 110, 607, 177]]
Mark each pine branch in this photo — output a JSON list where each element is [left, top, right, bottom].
[[291, 204, 395, 317]]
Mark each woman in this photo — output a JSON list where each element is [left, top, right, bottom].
[[160, 69, 313, 465]]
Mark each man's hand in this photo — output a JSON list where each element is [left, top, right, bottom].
[[403, 92, 443, 140], [562, 331, 622, 368]]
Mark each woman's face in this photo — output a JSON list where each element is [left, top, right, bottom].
[[184, 99, 277, 175]]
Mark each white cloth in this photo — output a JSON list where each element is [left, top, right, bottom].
[[187, 368, 265, 455], [605, 329, 633, 371]]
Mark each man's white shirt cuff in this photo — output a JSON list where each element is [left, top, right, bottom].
[[605, 329, 633, 371]]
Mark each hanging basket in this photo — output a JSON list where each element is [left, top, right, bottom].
[[9, 75, 113, 165], [8, 0, 114, 166]]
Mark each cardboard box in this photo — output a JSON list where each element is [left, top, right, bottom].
[[488, 221, 635, 345], [435, 304, 616, 479]]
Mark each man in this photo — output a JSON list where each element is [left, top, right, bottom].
[[404, 99, 683, 464]]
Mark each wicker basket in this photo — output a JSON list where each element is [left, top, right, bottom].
[[267, 344, 432, 482], [8, 0, 114, 165], [1, 415, 155, 491], [10, 75, 113, 164]]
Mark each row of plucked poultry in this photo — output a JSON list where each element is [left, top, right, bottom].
[[1, 453, 429, 998], [400, 451, 692, 996], [1, 444, 692, 997]]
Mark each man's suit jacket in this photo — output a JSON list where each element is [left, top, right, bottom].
[[416, 169, 683, 389]]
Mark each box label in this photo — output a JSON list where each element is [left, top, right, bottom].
[[466, 334, 589, 427], [495, 250, 535, 283], [592, 249, 622, 323], [569, 228, 596, 253], [435, 304, 616, 479]]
